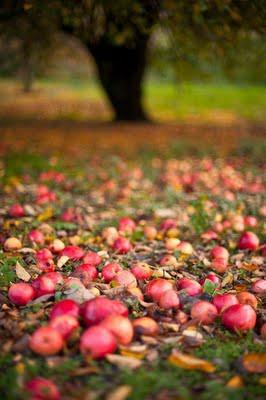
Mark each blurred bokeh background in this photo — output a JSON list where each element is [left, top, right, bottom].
[[0, 1, 265, 159]]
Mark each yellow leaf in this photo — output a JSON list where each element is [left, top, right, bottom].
[[120, 349, 146, 360], [106, 354, 142, 369], [242, 353, 266, 373], [226, 375, 244, 388], [37, 207, 53, 222], [168, 351, 216, 373], [106, 385, 132, 400]]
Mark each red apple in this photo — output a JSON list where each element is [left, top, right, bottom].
[[112, 237, 132, 254], [8, 282, 35, 306], [28, 229, 45, 245], [102, 263, 122, 283], [50, 299, 80, 320], [191, 301, 218, 324], [177, 278, 202, 296], [238, 231, 259, 251], [71, 263, 98, 286], [9, 204, 24, 218], [118, 217, 136, 233], [29, 326, 64, 356], [25, 377, 60, 400], [80, 326, 117, 359], [252, 279, 266, 294], [113, 270, 137, 288], [200, 273, 220, 287], [210, 246, 229, 261], [83, 251, 102, 266], [49, 315, 79, 340], [145, 278, 173, 302], [131, 262, 152, 280], [101, 315, 133, 345], [213, 293, 239, 314], [159, 289, 180, 309], [80, 297, 128, 327], [60, 245, 84, 260], [222, 304, 256, 332]]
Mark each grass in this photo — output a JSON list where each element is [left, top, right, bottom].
[[0, 78, 265, 122], [0, 335, 264, 400]]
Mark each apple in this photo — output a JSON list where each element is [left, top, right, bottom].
[[80, 326, 117, 359], [25, 377, 60, 400], [8, 282, 35, 306], [101, 315, 133, 345], [83, 251, 102, 266], [4, 237, 22, 251], [237, 291, 258, 309], [131, 262, 152, 280], [252, 279, 266, 294], [102, 262, 122, 283], [29, 326, 64, 356], [222, 304, 256, 332], [213, 293, 239, 314], [177, 278, 202, 296], [159, 289, 180, 309], [80, 297, 128, 327], [238, 231, 259, 251], [145, 278, 173, 302], [60, 245, 84, 260], [133, 317, 159, 336], [113, 270, 137, 288], [191, 301, 218, 324], [112, 237, 132, 254], [49, 315, 79, 340], [50, 299, 80, 320]]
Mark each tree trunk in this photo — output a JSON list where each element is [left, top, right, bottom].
[[89, 37, 149, 121]]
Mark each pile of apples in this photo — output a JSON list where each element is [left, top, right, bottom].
[[4, 212, 266, 400]]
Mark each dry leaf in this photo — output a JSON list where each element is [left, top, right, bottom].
[[15, 262, 31, 281], [106, 385, 132, 400], [226, 375, 244, 388], [64, 286, 96, 304], [106, 354, 142, 369], [168, 351, 216, 373], [259, 376, 266, 385], [222, 272, 234, 287], [57, 255, 70, 269], [242, 353, 266, 373]]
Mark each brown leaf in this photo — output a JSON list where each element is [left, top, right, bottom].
[[15, 262, 31, 281], [105, 385, 132, 400], [222, 272, 234, 287], [106, 354, 142, 369], [242, 353, 266, 373], [168, 351, 216, 373]]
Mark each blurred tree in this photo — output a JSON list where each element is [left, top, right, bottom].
[[0, 0, 265, 120]]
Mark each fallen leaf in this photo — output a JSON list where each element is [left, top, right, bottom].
[[222, 272, 234, 287], [242, 353, 266, 373], [168, 351, 216, 373], [57, 255, 70, 269], [64, 286, 96, 304], [15, 262, 31, 281], [259, 376, 266, 385], [37, 206, 53, 222], [106, 354, 142, 369], [226, 375, 244, 388], [106, 385, 132, 400]]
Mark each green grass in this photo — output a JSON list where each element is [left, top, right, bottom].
[[0, 334, 264, 400], [0, 78, 265, 122]]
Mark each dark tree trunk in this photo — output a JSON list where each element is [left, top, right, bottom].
[[89, 37, 149, 121]]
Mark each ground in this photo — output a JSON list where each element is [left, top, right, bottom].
[[0, 79, 265, 400]]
